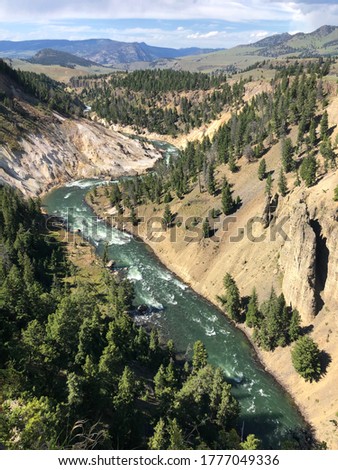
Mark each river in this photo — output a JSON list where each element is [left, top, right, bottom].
[[42, 141, 305, 449]]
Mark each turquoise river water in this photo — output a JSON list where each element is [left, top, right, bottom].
[[43, 140, 306, 449]]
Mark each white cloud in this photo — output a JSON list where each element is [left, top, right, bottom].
[[0, 0, 293, 22], [249, 31, 270, 40], [0, 1, 337, 29], [187, 31, 219, 39], [0, 1, 338, 47]]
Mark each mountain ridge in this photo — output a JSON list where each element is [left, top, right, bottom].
[[0, 38, 220, 67], [29, 48, 101, 68], [172, 25, 338, 72]]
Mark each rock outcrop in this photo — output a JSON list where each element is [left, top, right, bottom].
[[278, 173, 338, 323], [279, 199, 317, 323], [0, 116, 162, 197], [262, 193, 279, 228]]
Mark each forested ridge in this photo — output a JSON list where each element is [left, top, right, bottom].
[[0, 59, 84, 150], [0, 59, 84, 116], [91, 59, 335, 212], [0, 185, 263, 450], [78, 69, 246, 135]]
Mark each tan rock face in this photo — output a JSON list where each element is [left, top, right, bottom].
[[0, 117, 162, 197], [278, 172, 338, 323], [279, 200, 317, 323], [312, 205, 338, 320]]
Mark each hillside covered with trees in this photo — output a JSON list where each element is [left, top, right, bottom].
[[0, 185, 263, 450], [78, 69, 246, 135], [91, 59, 335, 210]]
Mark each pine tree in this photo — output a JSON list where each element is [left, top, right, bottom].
[[320, 138, 336, 171], [265, 173, 273, 197], [278, 168, 288, 197], [163, 192, 172, 204], [289, 309, 301, 342], [281, 138, 294, 173], [253, 290, 293, 350], [130, 206, 138, 226], [221, 179, 234, 215], [309, 120, 316, 147], [202, 218, 211, 238], [162, 204, 173, 229], [148, 418, 167, 450], [149, 329, 160, 356], [258, 158, 267, 180], [210, 208, 218, 219], [113, 366, 138, 409], [168, 419, 186, 450], [228, 153, 237, 173], [207, 162, 216, 195], [241, 434, 261, 450], [300, 155, 317, 187], [154, 364, 169, 401], [291, 336, 322, 382], [294, 170, 301, 187], [218, 273, 242, 322], [245, 288, 260, 328], [297, 117, 306, 147], [192, 340, 208, 371], [320, 110, 329, 140]]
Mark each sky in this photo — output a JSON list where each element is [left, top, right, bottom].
[[0, 1, 338, 49]]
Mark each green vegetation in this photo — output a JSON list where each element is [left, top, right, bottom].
[[0, 185, 251, 450], [0, 60, 84, 149], [202, 217, 211, 238], [80, 69, 246, 135], [278, 168, 288, 197], [281, 138, 295, 173], [299, 154, 317, 187], [217, 277, 301, 351], [162, 204, 174, 229], [265, 173, 273, 197], [98, 59, 335, 222], [291, 336, 322, 382], [258, 158, 267, 180], [0, 59, 83, 116], [217, 273, 242, 322], [221, 178, 236, 215], [334, 185, 338, 201], [245, 288, 259, 328], [320, 110, 329, 141], [252, 290, 301, 351]]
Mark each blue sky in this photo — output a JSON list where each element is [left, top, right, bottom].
[[0, 1, 338, 48]]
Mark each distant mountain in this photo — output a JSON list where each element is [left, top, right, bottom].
[[244, 25, 338, 58], [0, 39, 220, 67], [29, 49, 100, 68], [174, 25, 338, 73]]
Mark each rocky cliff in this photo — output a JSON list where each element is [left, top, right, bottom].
[[278, 172, 338, 323], [0, 115, 161, 197]]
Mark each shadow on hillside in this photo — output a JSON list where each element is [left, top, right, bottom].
[[319, 350, 331, 379], [300, 324, 314, 336]]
